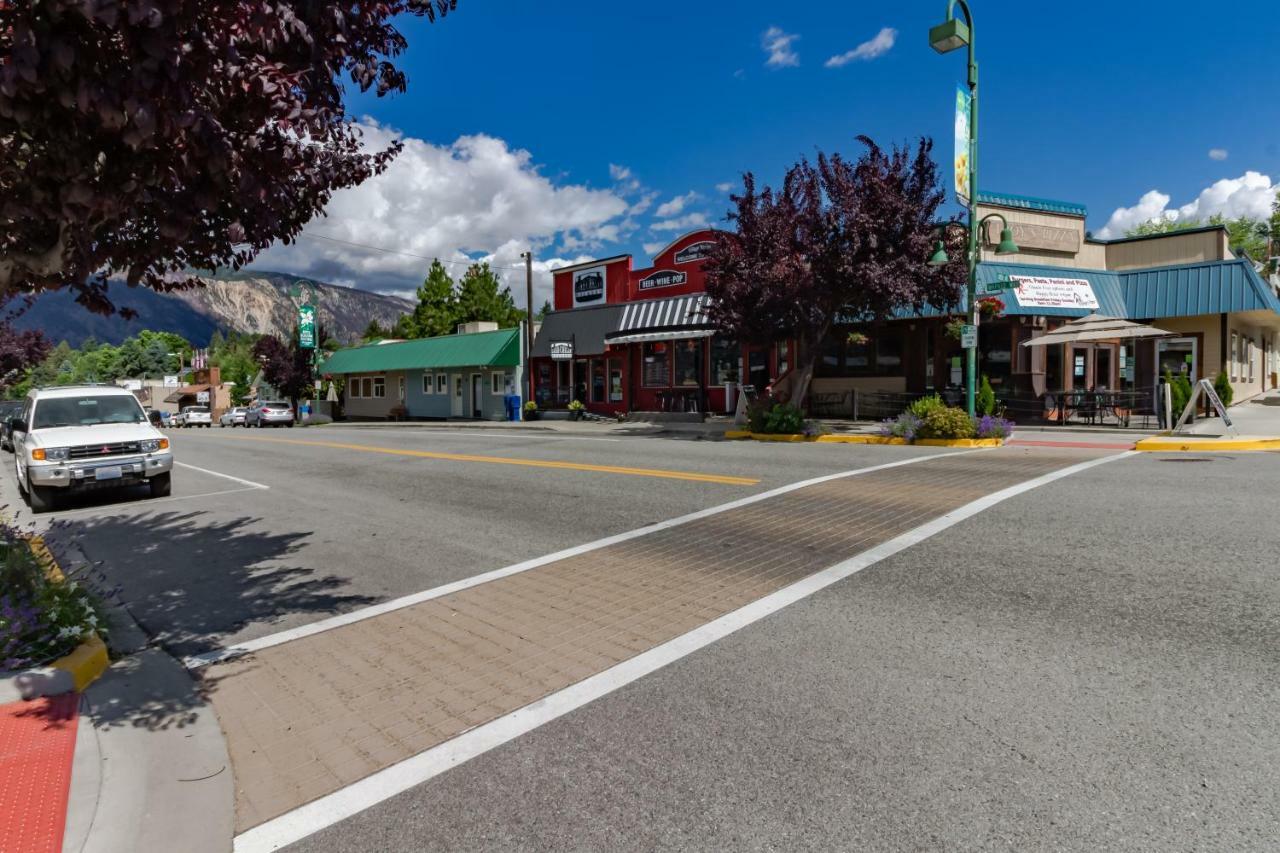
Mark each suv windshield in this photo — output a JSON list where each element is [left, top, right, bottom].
[[32, 395, 146, 429]]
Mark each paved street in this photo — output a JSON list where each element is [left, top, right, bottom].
[[9, 431, 1279, 852]]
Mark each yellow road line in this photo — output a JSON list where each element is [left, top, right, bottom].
[[218, 433, 760, 486]]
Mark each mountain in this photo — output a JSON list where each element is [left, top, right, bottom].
[[13, 272, 412, 347]]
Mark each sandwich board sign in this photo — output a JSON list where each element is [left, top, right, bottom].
[[1173, 378, 1235, 435]]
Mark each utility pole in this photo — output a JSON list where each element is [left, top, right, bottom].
[[521, 250, 534, 407]]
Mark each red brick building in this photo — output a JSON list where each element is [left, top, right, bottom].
[[529, 230, 791, 416]]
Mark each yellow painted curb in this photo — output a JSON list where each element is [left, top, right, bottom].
[[51, 634, 110, 692], [1134, 437, 1280, 452], [28, 535, 111, 692], [724, 431, 1002, 448]]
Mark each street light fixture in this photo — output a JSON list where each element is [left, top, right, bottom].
[[928, 0, 1010, 417], [929, 214, 1020, 267]]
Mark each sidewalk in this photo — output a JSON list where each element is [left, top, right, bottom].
[[198, 447, 1112, 839]]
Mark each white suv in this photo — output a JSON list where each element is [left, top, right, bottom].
[[11, 385, 174, 512]]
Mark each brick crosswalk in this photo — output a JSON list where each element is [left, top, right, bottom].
[[202, 448, 1105, 832]]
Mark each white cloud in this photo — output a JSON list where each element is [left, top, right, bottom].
[[762, 26, 799, 68], [1095, 172, 1276, 238], [1208, 148, 1229, 161], [628, 191, 659, 215], [608, 163, 632, 181], [643, 241, 666, 256], [250, 119, 628, 310], [825, 27, 897, 67], [733, 68, 746, 79], [655, 191, 701, 218], [650, 212, 710, 233], [715, 182, 734, 193]]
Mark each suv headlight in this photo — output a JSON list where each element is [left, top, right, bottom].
[[140, 438, 170, 453], [32, 447, 69, 461]]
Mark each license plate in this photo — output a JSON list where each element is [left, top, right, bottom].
[[94, 466, 123, 481]]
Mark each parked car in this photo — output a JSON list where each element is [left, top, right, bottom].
[[179, 405, 212, 428], [10, 385, 173, 512], [245, 400, 294, 428], [219, 406, 248, 427], [0, 399, 24, 452]]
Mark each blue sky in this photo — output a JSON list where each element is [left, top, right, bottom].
[[253, 0, 1280, 306]]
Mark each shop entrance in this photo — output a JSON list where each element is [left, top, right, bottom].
[[470, 373, 483, 418], [1155, 337, 1197, 384], [746, 348, 770, 394], [1069, 343, 1118, 390], [452, 374, 463, 417]]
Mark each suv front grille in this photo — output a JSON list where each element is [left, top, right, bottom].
[[68, 441, 141, 460]]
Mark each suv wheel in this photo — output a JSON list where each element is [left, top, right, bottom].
[[26, 471, 55, 513], [149, 472, 172, 498]]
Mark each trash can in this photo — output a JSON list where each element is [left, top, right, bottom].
[[504, 394, 521, 421]]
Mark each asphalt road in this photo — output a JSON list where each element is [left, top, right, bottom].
[[278, 449, 1280, 852], [8, 424, 945, 657]]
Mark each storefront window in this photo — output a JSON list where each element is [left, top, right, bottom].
[[674, 340, 702, 387], [574, 360, 589, 402], [592, 359, 606, 402], [556, 361, 570, 403], [1045, 345, 1063, 391], [710, 335, 739, 384], [844, 338, 870, 369], [642, 342, 670, 387], [874, 334, 901, 369], [608, 358, 623, 402]]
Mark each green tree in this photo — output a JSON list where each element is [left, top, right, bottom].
[[455, 262, 520, 328], [976, 374, 996, 416], [536, 299, 552, 320], [362, 319, 392, 343], [1126, 213, 1270, 261], [395, 259, 459, 339]]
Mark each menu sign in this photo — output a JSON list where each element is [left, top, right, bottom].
[[674, 241, 715, 264], [572, 267, 606, 307], [1009, 276, 1099, 310], [638, 269, 687, 291]]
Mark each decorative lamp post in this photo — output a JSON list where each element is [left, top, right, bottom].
[[927, 0, 1019, 416]]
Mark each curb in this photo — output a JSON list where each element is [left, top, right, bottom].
[[724, 431, 1004, 448], [1134, 435, 1280, 452], [0, 536, 112, 702]]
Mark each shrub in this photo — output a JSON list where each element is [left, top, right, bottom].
[[1163, 369, 1193, 419], [917, 406, 976, 440], [523, 400, 538, 412], [976, 375, 996, 416], [907, 393, 946, 420], [878, 412, 923, 440], [567, 399, 585, 412], [1213, 370, 1233, 408], [975, 414, 1015, 439], [760, 403, 805, 435], [0, 535, 106, 670], [801, 420, 829, 438]]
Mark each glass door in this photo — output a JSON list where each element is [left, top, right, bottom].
[[1155, 338, 1197, 384], [1093, 345, 1115, 390]]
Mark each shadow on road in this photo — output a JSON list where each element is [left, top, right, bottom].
[[51, 509, 375, 660]]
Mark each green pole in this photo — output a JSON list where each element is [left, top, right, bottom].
[[963, 2, 978, 418]]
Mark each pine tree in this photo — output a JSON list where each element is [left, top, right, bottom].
[[456, 262, 520, 328], [398, 259, 459, 339]]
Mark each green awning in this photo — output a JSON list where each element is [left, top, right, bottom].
[[320, 328, 520, 375]]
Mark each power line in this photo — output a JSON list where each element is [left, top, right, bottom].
[[298, 232, 527, 271]]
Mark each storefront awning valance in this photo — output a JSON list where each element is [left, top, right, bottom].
[[604, 294, 716, 345]]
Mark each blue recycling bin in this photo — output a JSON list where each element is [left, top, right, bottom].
[[504, 394, 522, 421]]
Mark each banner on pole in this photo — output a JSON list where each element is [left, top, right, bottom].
[[954, 84, 972, 204], [299, 304, 316, 350]]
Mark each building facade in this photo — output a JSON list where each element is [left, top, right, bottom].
[[531, 230, 790, 416], [321, 324, 523, 421]]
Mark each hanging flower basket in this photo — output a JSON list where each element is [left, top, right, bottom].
[[944, 318, 966, 340], [976, 296, 1005, 318]]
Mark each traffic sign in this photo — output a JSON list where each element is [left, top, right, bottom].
[[960, 324, 977, 348], [980, 276, 1019, 292]]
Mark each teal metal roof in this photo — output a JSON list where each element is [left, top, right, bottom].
[[320, 328, 520, 375], [979, 262, 1127, 318], [977, 191, 1087, 218], [1122, 258, 1280, 319]]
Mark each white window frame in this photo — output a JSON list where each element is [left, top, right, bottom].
[[436, 373, 448, 394], [348, 377, 361, 398], [1248, 339, 1256, 383], [423, 373, 434, 395], [1231, 332, 1238, 381], [490, 371, 508, 395], [372, 377, 386, 399]]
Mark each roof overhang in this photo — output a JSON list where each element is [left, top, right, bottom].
[[605, 328, 716, 345]]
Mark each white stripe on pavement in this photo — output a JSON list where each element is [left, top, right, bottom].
[[184, 448, 969, 669], [232, 450, 1136, 853], [175, 461, 270, 490]]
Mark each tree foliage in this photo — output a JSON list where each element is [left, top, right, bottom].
[[455, 262, 521, 328], [393, 259, 459, 339], [0, 304, 50, 392], [703, 136, 965, 403], [1126, 212, 1272, 262], [0, 1, 459, 312], [13, 328, 186, 396], [252, 333, 311, 403], [392, 259, 521, 339]]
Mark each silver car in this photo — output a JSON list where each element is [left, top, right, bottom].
[[246, 400, 294, 428], [219, 406, 248, 427]]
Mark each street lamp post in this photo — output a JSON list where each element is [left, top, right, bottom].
[[928, 0, 1019, 416]]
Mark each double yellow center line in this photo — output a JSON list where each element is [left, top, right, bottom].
[[220, 434, 760, 486]]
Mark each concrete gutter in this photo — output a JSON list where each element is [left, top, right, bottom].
[[1134, 434, 1280, 452]]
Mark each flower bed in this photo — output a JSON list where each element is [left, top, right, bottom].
[[1, 528, 107, 671], [877, 394, 1014, 444]]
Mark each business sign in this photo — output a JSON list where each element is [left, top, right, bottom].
[[163, 375, 179, 388], [638, 269, 687, 291], [986, 220, 1080, 253], [120, 379, 142, 391], [572, 266, 607, 307], [298, 304, 317, 349], [1009, 276, 1099, 310], [549, 340, 574, 361], [196, 390, 210, 403], [954, 84, 972, 204], [674, 241, 715, 264]]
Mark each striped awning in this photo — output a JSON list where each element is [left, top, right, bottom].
[[606, 294, 716, 344]]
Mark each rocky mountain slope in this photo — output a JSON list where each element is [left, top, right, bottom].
[[14, 271, 412, 346]]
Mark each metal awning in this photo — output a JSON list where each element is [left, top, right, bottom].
[[164, 384, 210, 403], [1021, 313, 1174, 346], [605, 294, 716, 345]]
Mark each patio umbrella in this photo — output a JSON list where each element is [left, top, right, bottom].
[[1020, 313, 1175, 346]]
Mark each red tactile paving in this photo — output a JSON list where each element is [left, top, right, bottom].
[[0, 694, 79, 853]]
